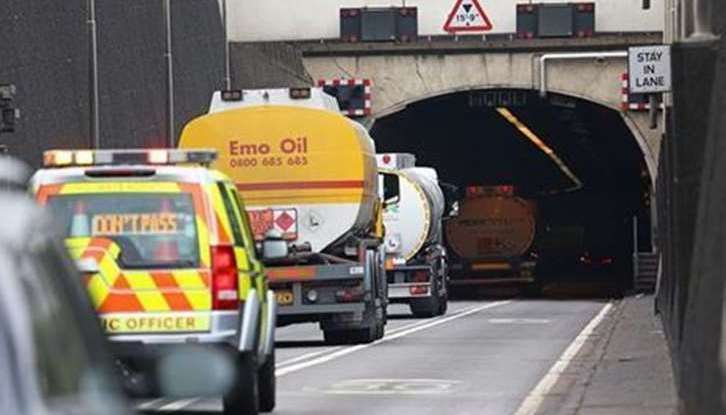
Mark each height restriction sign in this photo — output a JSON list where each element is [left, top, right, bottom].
[[443, 0, 494, 33]]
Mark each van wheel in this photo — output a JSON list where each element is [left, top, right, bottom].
[[258, 350, 276, 413], [223, 352, 259, 415]]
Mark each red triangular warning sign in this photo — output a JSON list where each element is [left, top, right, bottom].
[[443, 0, 494, 33]]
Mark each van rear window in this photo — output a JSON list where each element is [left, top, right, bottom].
[[47, 193, 199, 269]]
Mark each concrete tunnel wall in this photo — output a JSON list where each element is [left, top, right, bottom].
[[303, 52, 662, 182]]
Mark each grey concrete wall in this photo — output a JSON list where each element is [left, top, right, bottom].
[[230, 42, 313, 89], [0, 0, 224, 166], [303, 52, 663, 176]]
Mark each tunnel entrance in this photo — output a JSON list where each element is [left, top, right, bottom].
[[371, 89, 652, 293]]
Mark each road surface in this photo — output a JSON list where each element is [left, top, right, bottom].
[[139, 299, 610, 414]]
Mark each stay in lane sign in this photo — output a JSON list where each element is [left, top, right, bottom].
[[444, 0, 493, 33], [628, 45, 672, 94]]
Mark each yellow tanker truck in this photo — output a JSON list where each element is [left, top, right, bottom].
[[179, 88, 393, 344]]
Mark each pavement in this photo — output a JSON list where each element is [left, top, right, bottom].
[[532, 294, 679, 415], [137, 293, 679, 415]]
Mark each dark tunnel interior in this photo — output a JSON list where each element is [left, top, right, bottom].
[[371, 89, 652, 288]]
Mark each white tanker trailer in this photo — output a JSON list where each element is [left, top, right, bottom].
[[378, 153, 451, 317]]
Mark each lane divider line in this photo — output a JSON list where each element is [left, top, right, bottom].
[[276, 301, 512, 377], [136, 398, 168, 411], [137, 303, 507, 412], [157, 398, 200, 412], [276, 347, 342, 368], [513, 301, 614, 415], [275, 303, 483, 369]]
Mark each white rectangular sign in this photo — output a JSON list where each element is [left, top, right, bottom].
[[628, 45, 672, 94]]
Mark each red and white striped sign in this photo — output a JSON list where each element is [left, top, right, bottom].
[[318, 78, 372, 117]]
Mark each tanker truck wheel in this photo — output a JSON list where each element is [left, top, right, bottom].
[[410, 293, 441, 318], [438, 293, 448, 316], [324, 323, 380, 345]]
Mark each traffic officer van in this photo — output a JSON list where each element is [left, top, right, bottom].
[[32, 149, 279, 415]]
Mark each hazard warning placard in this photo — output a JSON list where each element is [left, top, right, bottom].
[[444, 0, 494, 33]]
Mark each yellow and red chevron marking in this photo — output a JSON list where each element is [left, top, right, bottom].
[[67, 237, 212, 314]]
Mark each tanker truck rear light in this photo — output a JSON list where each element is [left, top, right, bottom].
[[289, 88, 312, 100], [466, 185, 515, 197], [410, 285, 429, 296], [335, 285, 365, 303], [221, 90, 243, 102]]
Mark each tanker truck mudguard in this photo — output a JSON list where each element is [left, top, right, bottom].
[[378, 153, 452, 318], [445, 185, 538, 286], [179, 88, 390, 344]]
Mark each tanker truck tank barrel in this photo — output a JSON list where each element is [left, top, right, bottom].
[[378, 155, 450, 317], [178, 87, 388, 344], [445, 185, 538, 285]]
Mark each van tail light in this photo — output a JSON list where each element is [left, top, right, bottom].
[[211, 245, 239, 310]]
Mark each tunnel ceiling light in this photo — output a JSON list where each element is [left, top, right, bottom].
[[495, 107, 583, 193]]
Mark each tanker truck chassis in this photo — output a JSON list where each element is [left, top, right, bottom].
[[449, 257, 537, 285], [266, 241, 387, 344], [386, 246, 448, 317]]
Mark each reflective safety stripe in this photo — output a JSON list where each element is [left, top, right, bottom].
[[67, 238, 212, 314], [38, 180, 257, 319]]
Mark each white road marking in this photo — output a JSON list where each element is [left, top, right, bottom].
[[157, 398, 200, 412], [136, 398, 167, 410], [276, 346, 342, 368], [488, 318, 551, 324], [513, 302, 613, 415], [275, 304, 483, 369], [276, 301, 511, 377], [320, 378, 462, 395]]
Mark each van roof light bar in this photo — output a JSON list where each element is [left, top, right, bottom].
[[43, 149, 218, 168]]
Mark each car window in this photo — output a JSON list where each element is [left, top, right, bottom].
[[46, 193, 200, 269]]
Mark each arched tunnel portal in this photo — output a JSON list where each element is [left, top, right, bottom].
[[371, 88, 652, 292]]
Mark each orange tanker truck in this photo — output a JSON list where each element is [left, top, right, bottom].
[[445, 185, 538, 286], [179, 88, 393, 344]]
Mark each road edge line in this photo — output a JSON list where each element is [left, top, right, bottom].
[[276, 300, 512, 377], [275, 304, 482, 369], [513, 301, 614, 415]]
